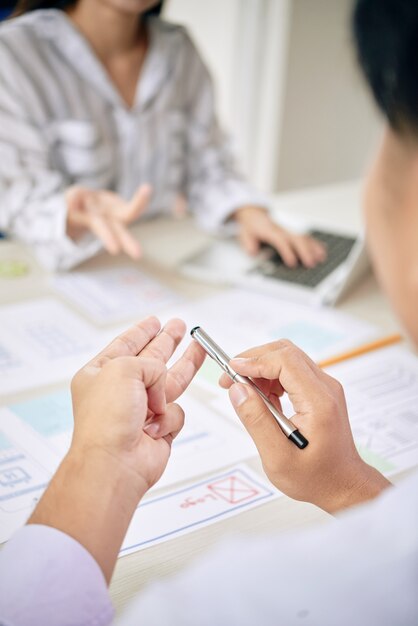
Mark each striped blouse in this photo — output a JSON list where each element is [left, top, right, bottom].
[[0, 10, 267, 270]]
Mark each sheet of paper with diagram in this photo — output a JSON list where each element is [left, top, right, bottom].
[[276, 344, 418, 476], [163, 290, 418, 478], [0, 408, 61, 543], [0, 298, 110, 395], [326, 345, 418, 475], [163, 288, 379, 393], [52, 266, 182, 325], [1, 287, 417, 554], [0, 389, 259, 544], [121, 465, 279, 555]]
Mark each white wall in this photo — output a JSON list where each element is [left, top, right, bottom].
[[164, 0, 383, 193], [163, 0, 240, 131], [275, 0, 382, 191]]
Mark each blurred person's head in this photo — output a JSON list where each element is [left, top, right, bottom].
[[353, 0, 418, 345], [353, 0, 418, 138], [13, 0, 162, 18]]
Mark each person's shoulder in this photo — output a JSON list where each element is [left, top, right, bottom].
[[149, 17, 188, 38], [0, 12, 28, 42], [0, 9, 66, 46], [149, 17, 196, 51]]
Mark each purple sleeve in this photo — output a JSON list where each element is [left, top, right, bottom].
[[0, 524, 114, 626]]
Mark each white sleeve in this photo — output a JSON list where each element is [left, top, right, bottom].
[[181, 33, 269, 233], [0, 524, 113, 626], [0, 42, 101, 271], [116, 472, 418, 626]]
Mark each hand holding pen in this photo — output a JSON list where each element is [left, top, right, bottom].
[[191, 327, 308, 448], [191, 328, 389, 512]]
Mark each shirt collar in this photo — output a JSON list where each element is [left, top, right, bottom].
[[33, 10, 180, 112]]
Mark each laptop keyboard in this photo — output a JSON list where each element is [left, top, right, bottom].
[[249, 230, 357, 288]]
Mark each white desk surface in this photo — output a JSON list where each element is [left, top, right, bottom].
[[0, 181, 406, 616]]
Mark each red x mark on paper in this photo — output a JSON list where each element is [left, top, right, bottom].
[[207, 476, 260, 504]]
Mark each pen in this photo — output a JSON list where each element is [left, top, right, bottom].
[[191, 326, 309, 450], [317, 333, 403, 368]]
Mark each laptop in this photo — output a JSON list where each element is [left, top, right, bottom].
[[179, 225, 368, 306]]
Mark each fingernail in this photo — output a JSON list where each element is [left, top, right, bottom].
[[144, 422, 160, 437], [229, 384, 249, 407], [230, 357, 251, 363]]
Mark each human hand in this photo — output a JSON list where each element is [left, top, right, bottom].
[[234, 205, 326, 268], [219, 340, 390, 513], [29, 316, 205, 582], [71, 316, 206, 492], [66, 183, 152, 259]]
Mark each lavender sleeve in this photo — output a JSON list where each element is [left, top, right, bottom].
[[0, 524, 114, 626]]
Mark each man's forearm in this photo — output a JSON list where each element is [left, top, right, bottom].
[[29, 447, 145, 583]]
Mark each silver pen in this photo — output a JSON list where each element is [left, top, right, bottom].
[[191, 326, 309, 450]]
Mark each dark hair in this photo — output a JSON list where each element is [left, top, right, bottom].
[[12, 0, 163, 18], [353, 0, 418, 135]]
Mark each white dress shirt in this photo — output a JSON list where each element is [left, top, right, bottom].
[[0, 471, 417, 626], [0, 10, 267, 270]]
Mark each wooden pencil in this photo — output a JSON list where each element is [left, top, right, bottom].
[[318, 333, 403, 368]]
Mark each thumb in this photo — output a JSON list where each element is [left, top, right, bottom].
[[229, 383, 290, 458]]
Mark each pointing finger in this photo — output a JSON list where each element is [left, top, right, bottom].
[[89, 317, 161, 367], [88, 214, 120, 255], [111, 220, 142, 259], [140, 318, 186, 364], [122, 184, 153, 223]]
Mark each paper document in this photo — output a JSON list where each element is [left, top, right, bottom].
[[159, 395, 257, 489], [163, 288, 378, 413], [0, 298, 108, 395], [0, 388, 258, 542], [52, 266, 182, 324], [216, 346, 418, 478], [8, 390, 257, 488], [326, 346, 418, 475], [11, 390, 74, 461], [278, 345, 418, 476], [0, 408, 60, 543], [121, 466, 280, 555]]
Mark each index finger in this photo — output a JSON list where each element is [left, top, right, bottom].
[[89, 316, 161, 368], [230, 341, 324, 398], [111, 220, 142, 259], [122, 184, 152, 223], [218, 340, 286, 394], [140, 319, 186, 364]]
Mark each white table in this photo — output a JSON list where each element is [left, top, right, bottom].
[[0, 181, 405, 616]]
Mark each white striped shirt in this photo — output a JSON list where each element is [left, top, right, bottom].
[[0, 9, 267, 270]]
